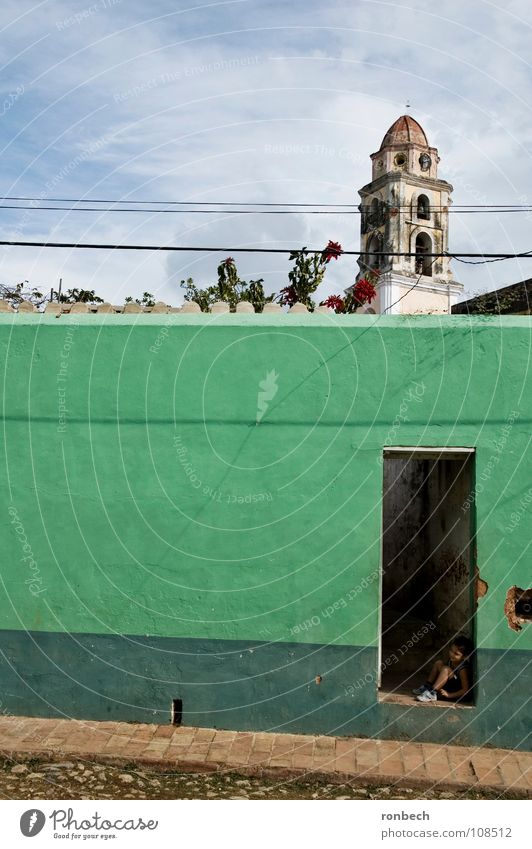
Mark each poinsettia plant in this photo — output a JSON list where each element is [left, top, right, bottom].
[[277, 240, 344, 311], [320, 269, 379, 313]]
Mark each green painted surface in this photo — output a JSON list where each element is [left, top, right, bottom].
[[1, 314, 531, 744], [0, 630, 529, 750]]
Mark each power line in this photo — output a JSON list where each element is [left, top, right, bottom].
[[2, 203, 532, 215], [1, 239, 532, 261], [0, 195, 359, 207], [0, 204, 358, 215], [2, 195, 532, 213], [3, 195, 532, 207]]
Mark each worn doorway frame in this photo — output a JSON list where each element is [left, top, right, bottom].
[[378, 446, 476, 689]]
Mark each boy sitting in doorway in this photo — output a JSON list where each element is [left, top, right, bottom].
[[412, 635, 473, 702]]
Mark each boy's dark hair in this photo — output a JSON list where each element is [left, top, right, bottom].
[[452, 634, 473, 656]]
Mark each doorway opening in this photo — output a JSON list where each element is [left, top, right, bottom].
[[379, 448, 475, 706]]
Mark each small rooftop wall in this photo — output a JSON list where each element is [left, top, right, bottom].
[[0, 298, 323, 315]]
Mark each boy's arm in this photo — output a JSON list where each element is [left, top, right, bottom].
[[440, 668, 470, 701]]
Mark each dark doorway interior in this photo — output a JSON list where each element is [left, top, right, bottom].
[[380, 450, 475, 703]]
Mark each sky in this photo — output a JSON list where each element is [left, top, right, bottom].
[[1, 0, 532, 305]]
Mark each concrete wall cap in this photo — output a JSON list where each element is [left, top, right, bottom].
[[18, 300, 37, 312], [44, 303, 62, 314], [180, 301, 201, 313], [235, 301, 255, 313], [211, 301, 230, 313], [289, 302, 309, 313]]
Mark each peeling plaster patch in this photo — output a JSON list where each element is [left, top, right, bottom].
[[504, 586, 532, 632], [474, 567, 488, 605]]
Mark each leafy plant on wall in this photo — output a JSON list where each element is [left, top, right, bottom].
[[125, 292, 156, 307], [58, 288, 104, 304], [0, 280, 47, 308], [0, 282, 106, 308], [277, 240, 343, 311], [181, 257, 271, 312], [1, 240, 378, 313]]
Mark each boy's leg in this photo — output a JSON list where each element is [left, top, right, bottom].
[[432, 665, 453, 691], [426, 659, 444, 684], [413, 659, 444, 695]]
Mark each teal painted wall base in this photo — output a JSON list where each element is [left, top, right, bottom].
[[0, 631, 529, 750]]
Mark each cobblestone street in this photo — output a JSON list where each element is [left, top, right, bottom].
[[1, 757, 526, 801]]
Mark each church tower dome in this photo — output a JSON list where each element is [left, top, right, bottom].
[[371, 114, 439, 182], [380, 115, 428, 148], [351, 114, 463, 314]]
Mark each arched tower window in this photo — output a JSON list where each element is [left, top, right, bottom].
[[368, 196, 383, 228], [367, 233, 383, 270], [417, 194, 430, 220], [415, 232, 432, 276]]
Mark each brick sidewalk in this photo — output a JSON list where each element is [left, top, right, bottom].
[[0, 716, 530, 795]]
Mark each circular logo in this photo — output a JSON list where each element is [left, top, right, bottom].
[[20, 809, 46, 837]]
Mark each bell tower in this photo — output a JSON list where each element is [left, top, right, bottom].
[[354, 115, 463, 313]]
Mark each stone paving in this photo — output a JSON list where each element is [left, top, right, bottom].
[[0, 716, 530, 796], [1, 759, 520, 800]]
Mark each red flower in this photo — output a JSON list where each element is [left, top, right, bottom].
[[224, 256, 235, 265], [353, 278, 376, 304], [320, 295, 345, 312], [278, 285, 297, 306], [321, 240, 343, 264]]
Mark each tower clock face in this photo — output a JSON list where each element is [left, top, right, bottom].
[[420, 153, 431, 171]]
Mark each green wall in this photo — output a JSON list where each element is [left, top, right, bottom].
[[1, 314, 531, 748]]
